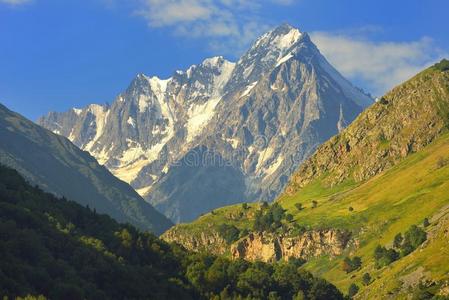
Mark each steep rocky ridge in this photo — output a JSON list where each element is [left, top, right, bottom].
[[0, 103, 172, 234], [39, 24, 372, 223], [286, 64, 449, 194]]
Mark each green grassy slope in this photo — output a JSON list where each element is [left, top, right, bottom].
[[164, 134, 449, 297], [279, 133, 449, 298]]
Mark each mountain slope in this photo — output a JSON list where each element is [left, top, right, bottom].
[[0, 103, 172, 234], [162, 61, 449, 298], [286, 61, 449, 194], [38, 24, 372, 223], [0, 164, 343, 300]]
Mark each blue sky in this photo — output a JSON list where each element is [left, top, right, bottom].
[[1, 0, 447, 120]]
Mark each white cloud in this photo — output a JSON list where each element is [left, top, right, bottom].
[[139, 0, 213, 27], [271, 0, 295, 5], [310, 32, 446, 96], [136, 0, 294, 55], [0, 0, 32, 5]]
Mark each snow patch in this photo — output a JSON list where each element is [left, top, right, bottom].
[[68, 128, 76, 142], [243, 63, 255, 79], [213, 60, 235, 96], [226, 138, 240, 149], [92, 143, 114, 165], [256, 146, 275, 171], [276, 52, 294, 67], [240, 81, 258, 98], [138, 94, 150, 112], [149, 76, 170, 101], [186, 98, 221, 143], [136, 186, 152, 197], [127, 117, 136, 127], [186, 65, 196, 78], [72, 108, 82, 115], [114, 139, 168, 184], [265, 155, 283, 175], [84, 105, 109, 152], [273, 28, 301, 50], [202, 56, 223, 67]]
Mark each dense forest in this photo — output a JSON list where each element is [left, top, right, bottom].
[[0, 164, 343, 300]]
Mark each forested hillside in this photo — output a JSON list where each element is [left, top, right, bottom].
[[0, 164, 343, 300]]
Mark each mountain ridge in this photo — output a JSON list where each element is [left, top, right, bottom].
[[38, 23, 372, 223], [0, 103, 172, 234]]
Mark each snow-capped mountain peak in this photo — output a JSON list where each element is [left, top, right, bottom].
[[38, 24, 372, 223], [253, 23, 302, 52]]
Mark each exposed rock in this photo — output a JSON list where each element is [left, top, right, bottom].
[[163, 226, 351, 262], [162, 227, 228, 256], [230, 230, 351, 262]]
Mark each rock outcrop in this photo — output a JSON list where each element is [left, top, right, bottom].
[[162, 227, 228, 256], [162, 226, 352, 262], [231, 230, 351, 262]]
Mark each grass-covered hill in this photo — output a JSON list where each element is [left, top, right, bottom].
[[162, 60, 449, 299], [0, 164, 343, 300]]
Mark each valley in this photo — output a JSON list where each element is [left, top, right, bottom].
[[1, 3, 448, 297]]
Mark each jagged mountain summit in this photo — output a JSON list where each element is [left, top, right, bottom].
[[38, 24, 372, 223]]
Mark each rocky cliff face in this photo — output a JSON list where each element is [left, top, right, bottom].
[[162, 227, 228, 256], [38, 24, 372, 223], [162, 228, 351, 262], [286, 65, 449, 194], [230, 230, 351, 262]]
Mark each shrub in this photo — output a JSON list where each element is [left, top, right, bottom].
[[423, 218, 430, 227], [436, 157, 447, 169], [217, 224, 240, 244], [253, 203, 286, 232], [312, 200, 318, 208], [433, 59, 449, 72], [242, 203, 249, 210], [377, 97, 388, 105], [374, 245, 399, 268], [362, 273, 371, 286], [348, 207, 354, 212], [295, 203, 303, 211], [342, 256, 362, 273], [348, 283, 359, 298], [401, 225, 427, 256], [393, 233, 403, 248]]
